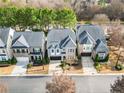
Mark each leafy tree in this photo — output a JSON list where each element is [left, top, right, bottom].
[[55, 8, 77, 28], [111, 76, 124, 93], [46, 74, 75, 93], [37, 8, 56, 31]]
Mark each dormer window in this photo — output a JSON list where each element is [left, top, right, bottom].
[[57, 49, 59, 53], [52, 49, 54, 53]]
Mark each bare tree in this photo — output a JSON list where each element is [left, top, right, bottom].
[[93, 14, 110, 24], [0, 82, 7, 93], [46, 74, 75, 93], [111, 76, 124, 93]]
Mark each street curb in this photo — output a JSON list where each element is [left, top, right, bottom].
[[0, 73, 124, 77]]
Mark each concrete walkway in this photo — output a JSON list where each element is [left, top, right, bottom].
[[82, 57, 97, 75], [11, 60, 29, 76], [48, 61, 63, 75]]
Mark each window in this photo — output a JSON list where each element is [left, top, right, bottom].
[[22, 49, 25, 53], [52, 49, 54, 53], [98, 53, 106, 60], [13, 49, 15, 53], [35, 56, 41, 60], [2, 50, 5, 53], [63, 56, 66, 60], [17, 49, 20, 53], [26, 49, 28, 53], [57, 49, 59, 53], [2, 56, 6, 61], [70, 49, 73, 52], [33, 48, 40, 52]]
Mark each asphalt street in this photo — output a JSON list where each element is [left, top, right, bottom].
[[0, 75, 122, 93]]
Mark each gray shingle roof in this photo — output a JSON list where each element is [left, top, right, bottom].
[[0, 28, 11, 48], [77, 24, 108, 52], [94, 39, 109, 53], [47, 29, 76, 49], [12, 31, 45, 48], [77, 24, 106, 43], [79, 31, 95, 44]]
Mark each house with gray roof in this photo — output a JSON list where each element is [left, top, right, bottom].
[[0, 28, 15, 61], [77, 24, 109, 61], [12, 31, 45, 63], [47, 29, 76, 62]]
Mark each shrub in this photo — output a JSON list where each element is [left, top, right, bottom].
[[94, 62, 101, 71], [27, 63, 32, 69], [93, 54, 109, 62], [45, 57, 50, 64], [115, 64, 123, 71], [10, 57, 17, 65]]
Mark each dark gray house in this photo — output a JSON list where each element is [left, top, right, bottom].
[[12, 31, 45, 63], [77, 24, 109, 61], [47, 29, 76, 62]]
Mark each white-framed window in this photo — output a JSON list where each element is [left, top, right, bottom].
[[2, 56, 6, 61], [33, 48, 40, 52], [57, 49, 59, 53], [56, 49, 60, 55], [98, 53, 106, 60], [51, 49, 55, 55]]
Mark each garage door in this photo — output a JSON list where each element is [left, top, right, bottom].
[[16, 57, 29, 62], [81, 53, 91, 56], [50, 56, 61, 60]]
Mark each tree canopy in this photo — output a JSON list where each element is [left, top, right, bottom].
[[0, 7, 77, 31]]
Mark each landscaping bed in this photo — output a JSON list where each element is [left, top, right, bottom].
[[26, 64, 49, 74], [63, 62, 83, 74]]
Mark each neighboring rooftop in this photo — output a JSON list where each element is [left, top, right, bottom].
[[47, 29, 76, 49], [12, 31, 45, 48], [77, 24, 106, 43], [0, 28, 13, 48], [77, 24, 108, 52]]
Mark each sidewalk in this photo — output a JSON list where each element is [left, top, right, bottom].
[[82, 57, 97, 75]]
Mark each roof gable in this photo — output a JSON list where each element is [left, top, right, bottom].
[[12, 35, 29, 48], [60, 35, 76, 48], [79, 31, 95, 44], [77, 24, 106, 43], [94, 39, 108, 52]]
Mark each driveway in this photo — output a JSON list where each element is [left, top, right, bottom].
[[48, 61, 62, 75], [11, 57, 29, 76], [82, 57, 97, 75]]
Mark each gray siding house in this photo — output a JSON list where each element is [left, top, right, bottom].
[[0, 28, 15, 61], [12, 31, 45, 63], [47, 29, 76, 62], [77, 24, 109, 61]]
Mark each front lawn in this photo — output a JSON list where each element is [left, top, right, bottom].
[[0, 65, 15, 75]]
